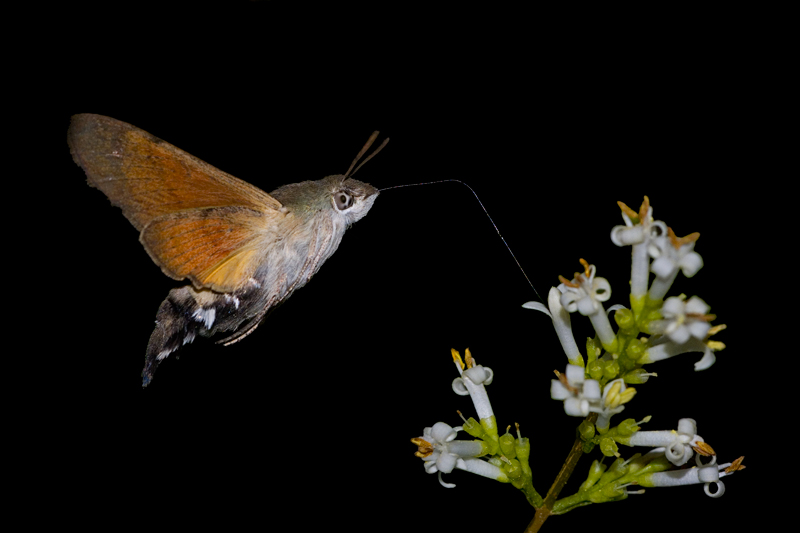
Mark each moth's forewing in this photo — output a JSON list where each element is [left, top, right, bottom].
[[68, 114, 284, 291]]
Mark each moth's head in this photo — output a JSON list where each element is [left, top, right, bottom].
[[322, 130, 386, 225], [329, 176, 379, 224]]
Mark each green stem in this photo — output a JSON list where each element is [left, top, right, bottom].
[[523, 413, 597, 533]]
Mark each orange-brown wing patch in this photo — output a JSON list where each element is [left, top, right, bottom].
[[141, 206, 279, 292], [68, 114, 282, 231]]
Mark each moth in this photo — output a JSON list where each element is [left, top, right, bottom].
[[68, 114, 386, 386]]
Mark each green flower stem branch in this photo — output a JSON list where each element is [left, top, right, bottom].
[[525, 413, 597, 533]]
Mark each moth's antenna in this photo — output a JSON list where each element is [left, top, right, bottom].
[[380, 179, 543, 303], [344, 131, 390, 181]]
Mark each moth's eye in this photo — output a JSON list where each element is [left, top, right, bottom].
[[335, 191, 354, 210]]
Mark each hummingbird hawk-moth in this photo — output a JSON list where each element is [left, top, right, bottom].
[[68, 114, 386, 386]]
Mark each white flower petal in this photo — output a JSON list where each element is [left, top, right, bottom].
[[651, 255, 675, 278], [522, 301, 551, 317], [565, 364, 585, 386], [431, 422, 457, 443], [592, 277, 612, 302], [436, 452, 458, 474], [677, 418, 697, 436], [551, 380, 570, 400], [688, 321, 711, 340], [611, 225, 644, 246], [694, 349, 716, 371], [661, 296, 684, 316], [680, 251, 704, 277], [583, 379, 601, 400], [667, 325, 691, 345], [564, 397, 589, 416], [685, 296, 710, 315]]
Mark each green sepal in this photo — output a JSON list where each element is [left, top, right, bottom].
[[596, 457, 628, 488], [578, 419, 595, 441], [617, 352, 637, 372], [488, 456, 504, 468], [630, 293, 646, 322], [515, 437, 531, 462], [639, 297, 663, 334], [462, 416, 485, 438], [480, 415, 498, 437], [552, 456, 632, 514], [599, 437, 619, 457], [624, 338, 645, 362], [567, 354, 585, 368], [623, 367, 652, 384], [587, 359, 604, 380], [615, 418, 640, 436], [603, 359, 620, 380], [505, 457, 523, 481], [500, 431, 517, 459], [613, 307, 634, 332], [579, 459, 607, 492], [480, 416, 499, 454], [587, 482, 628, 503], [586, 337, 602, 365], [629, 453, 671, 477]]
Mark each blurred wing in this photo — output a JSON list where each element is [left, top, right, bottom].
[[68, 114, 282, 228], [68, 113, 283, 291], [141, 206, 280, 292]]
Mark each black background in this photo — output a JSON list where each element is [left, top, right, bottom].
[[34, 1, 779, 530]]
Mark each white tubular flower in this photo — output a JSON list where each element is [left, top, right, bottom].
[[596, 378, 635, 431], [639, 335, 722, 371], [651, 296, 713, 345], [451, 349, 494, 421], [559, 260, 617, 351], [412, 422, 506, 488], [639, 454, 741, 498], [551, 364, 602, 417], [457, 458, 508, 482], [625, 418, 707, 466], [523, 286, 582, 365], [414, 423, 483, 476], [610, 197, 668, 300], [648, 229, 703, 301]]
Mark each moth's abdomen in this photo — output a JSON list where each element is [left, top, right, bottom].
[[142, 285, 258, 386]]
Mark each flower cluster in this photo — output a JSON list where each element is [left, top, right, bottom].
[[528, 198, 726, 425], [410, 349, 542, 506], [410, 197, 744, 523]]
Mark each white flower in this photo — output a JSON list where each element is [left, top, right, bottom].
[[639, 454, 739, 498], [610, 197, 668, 299], [560, 263, 612, 316], [625, 418, 707, 466], [551, 364, 602, 417], [648, 231, 703, 301], [639, 336, 720, 371], [651, 296, 713, 345], [523, 286, 582, 365], [559, 260, 617, 351], [412, 422, 506, 488], [451, 349, 494, 421]]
